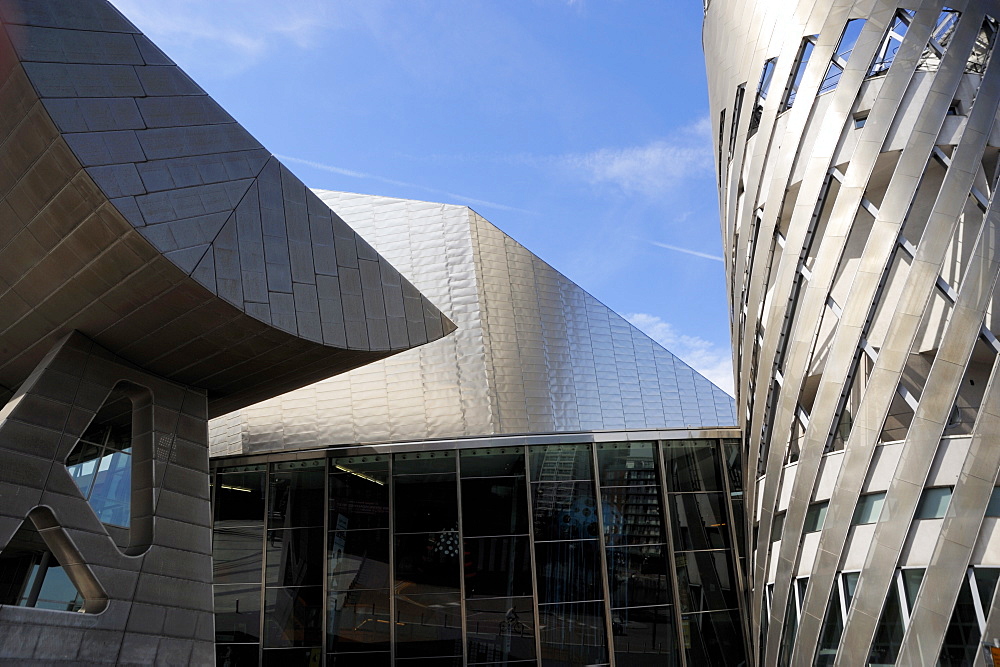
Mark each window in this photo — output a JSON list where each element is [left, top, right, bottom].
[[915, 487, 952, 519], [986, 487, 1000, 517], [854, 113, 868, 128], [869, 11, 912, 75], [771, 512, 785, 542], [749, 58, 776, 136], [821, 19, 866, 93], [804, 501, 828, 532], [783, 36, 817, 110], [851, 491, 886, 525]]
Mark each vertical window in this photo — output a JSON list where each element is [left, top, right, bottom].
[[748, 58, 776, 136], [804, 501, 828, 532], [851, 491, 886, 525], [915, 487, 952, 519], [783, 36, 817, 110], [729, 84, 745, 160], [821, 19, 867, 93], [869, 11, 912, 75], [986, 486, 1000, 516]]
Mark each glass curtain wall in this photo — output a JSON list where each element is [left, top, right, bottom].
[[211, 438, 746, 666]]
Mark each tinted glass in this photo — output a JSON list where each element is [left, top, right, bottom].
[[538, 601, 608, 665], [394, 532, 461, 594], [215, 583, 261, 643], [394, 474, 457, 533], [675, 550, 738, 612], [394, 592, 463, 658], [327, 653, 391, 667], [331, 456, 388, 482], [217, 644, 260, 667], [975, 568, 1000, 612], [269, 469, 325, 529], [329, 472, 389, 530], [915, 487, 952, 519], [532, 481, 599, 541], [852, 492, 885, 525], [804, 502, 828, 533], [460, 448, 525, 477], [216, 470, 266, 527], [661, 443, 721, 491], [683, 609, 745, 667], [528, 444, 592, 482], [262, 586, 322, 647], [606, 545, 671, 608], [670, 493, 730, 550], [464, 535, 532, 598], [214, 526, 262, 584], [265, 527, 323, 587], [262, 647, 321, 665], [612, 605, 678, 666], [461, 476, 528, 537], [816, 583, 843, 666], [393, 450, 455, 475], [602, 486, 665, 545], [596, 442, 657, 486], [940, 576, 981, 666], [986, 487, 1000, 516], [327, 588, 390, 653], [535, 539, 602, 603], [328, 529, 390, 591], [465, 596, 535, 663], [869, 579, 903, 664]]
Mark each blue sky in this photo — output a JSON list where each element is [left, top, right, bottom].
[[109, 0, 734, 394]]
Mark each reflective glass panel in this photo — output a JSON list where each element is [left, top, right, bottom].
[[723, 440, 743, 491], [327, 588, 390, 653], [602, 486, 665, 546], [986, 487, 1000, 517], [215, 583, 262, 643], [901, 568, 924, 610], [331, 455, 388, 483], [915, 486, 952, 519], [939, 576, 981, 666], [28, 564, 83, 612], [393, 450, 455, 475], [535, 539, 603, 603], [461, 476, 528, 537], [328, 529, 390, 592], [683, 609, 745, 667], [528, 444, 593, 482], [596, 442, 657, 486], [329, 471, 389, 531], [532, 481, 599, 541], [606, 545, 671, 608], [214, 526, 263, 584], [975, 568, 1000, 612], [851, 492, 885, 525], [262, 585, 322, 647], [394, 474, 458, 534], [394, 592, 463, 658], [460, 447, 525, 477], [261, 647, 321, 665], [869, 578, 903, 665], [86, 449, 131, 526], [670, 493, 729, 550], [217, 644, 260, 667], [216, 469, 266, 528], [675, 550, 739, 612], [265, 527, 323, 587], [327, 653, 391, 667], [804, 501, 828, 533], [394, 532, 461, 595], [661, 442, 722, 492], [269, 466, 325, 529], [815, 582, 842, 666], [465, 596, 536, 663], [612, 605, 678, 667], [463, 535, 532, 598], [538, 601, 608, 665]]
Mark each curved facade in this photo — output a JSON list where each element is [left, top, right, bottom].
[[706, 1, 1000, 665]]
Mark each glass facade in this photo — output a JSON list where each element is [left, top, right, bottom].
[[211, 437, 746, 666]]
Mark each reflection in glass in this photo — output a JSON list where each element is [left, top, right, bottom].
[[868, 579, 903, 665], [661, 442, 722, 492], [261, 647, 322, 665], [269, 466, 325, 529], [528, 444, 593, 482], [214, 526, 262, 584], [816, 580, 842, 666], [215, 469, 266, 528], [538, 601, 608, 665], [461, 476, 528, 537], [394, 474, 458, 534], [611, 605, 678, 667], [602, 486, 665, 545], [393, 450, 455, 475], [327, 652, 391, 667], [327, 588, 390, 653], [394, 592, 463, 658], [67, 447, 131, 526], [596, 442, 657, 486], [328, 529, 389, 592], [675, 550, 738, 612], [670, 493, 729, 551], [460, 447, 525, 477], [464, 535, 532, 598], [263, 586, 322, 647], [606, 545, 671, 608], [395, 532, 461, 595], [532, 481, 599, 541], [329, 472, 389, 531], [465, 596, 535, 663], [683, 609, 745, 667], [535, 540, 602, 603], [216, 644, 260, 667], [975, 568, 1000, 612], [215, 583, 262, 643], [265, 527, 323, 587], [939, 576, 981, 666]]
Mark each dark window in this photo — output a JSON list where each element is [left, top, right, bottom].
[[852, 492, 886, 525], [804, 501, 828, 532]]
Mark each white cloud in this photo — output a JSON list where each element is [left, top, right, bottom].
[[563, 117, 713, 197], [626, 313, 735, 396]]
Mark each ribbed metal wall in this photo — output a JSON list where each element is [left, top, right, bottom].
[[705, 1, 1000, 664]]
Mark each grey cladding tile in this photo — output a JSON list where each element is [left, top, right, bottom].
[[63, 129, 145, 166], [137, 95, 234, 128], [135, 65, 205, 97], [23, 62, 144, 97], [7, 25, 142, 64], [42, 97, 144, 133], [0, 0, 140, 32], [137, 124, 261, 160]]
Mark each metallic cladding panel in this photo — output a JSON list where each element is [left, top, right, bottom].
[[706, 0, 1000, 664], [212, 192, 736, 455]]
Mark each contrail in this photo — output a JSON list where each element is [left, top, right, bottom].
[[648, 240, 724, 262]]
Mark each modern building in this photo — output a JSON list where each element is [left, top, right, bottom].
[[706, 1, 1000, 665], [207, 192, 748, 666]]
